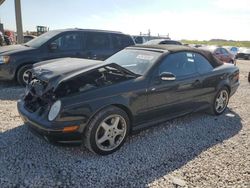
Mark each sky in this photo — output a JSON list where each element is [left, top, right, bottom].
[[0, 0, 249, 41]]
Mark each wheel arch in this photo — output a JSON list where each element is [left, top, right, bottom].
[[224, 84, 231, 95], [112, 104, 133, 124], [216, 80, 231, 95], [15, 62, 35, 80], [86, 103, 134, 133]]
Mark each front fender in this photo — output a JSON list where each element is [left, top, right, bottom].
[[58, 94, 131, 132]]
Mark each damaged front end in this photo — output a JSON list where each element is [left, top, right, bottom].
[[24, 77, 55, 114], [18, 61, 139, 143], [23, 63, 138, 118]]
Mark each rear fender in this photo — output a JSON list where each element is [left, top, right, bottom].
[[215, 79, 231, 95]]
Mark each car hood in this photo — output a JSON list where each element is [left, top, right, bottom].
[[30, 58, 138, 93], [31, 58, 103, 90], [0, 44, 34, 55], [33, 58, 103, 79]]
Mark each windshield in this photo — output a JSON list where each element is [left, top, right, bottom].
[[25, 30, 60, 48], [105, 49, 162, 75], [231, 47, 238, 52]]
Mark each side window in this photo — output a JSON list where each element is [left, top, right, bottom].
[[159, 52, 196, 77], [231, 47, 237, 52], [221, 48, 229, 55], [215, 48, 221, 54], [194, 53, 213, 74], [85, 32, 111, 50], [52, 33, 81, 51], [134, 36, 144, 44], [112, 34, 133, 49]]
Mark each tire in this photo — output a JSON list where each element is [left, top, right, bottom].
[[84, 106, 130, 155], [209, 87, 229, 115], [17, 64, 33, 86]]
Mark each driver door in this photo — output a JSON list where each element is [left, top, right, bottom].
[[144, 52, 201, 123]]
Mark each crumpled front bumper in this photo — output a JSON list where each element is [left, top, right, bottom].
[[17, 99, 83, 143]]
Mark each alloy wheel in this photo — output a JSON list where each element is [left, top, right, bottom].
[[22, 69, 31, 84], [215, 90, 229, 113], [95, 115, 127, 151]]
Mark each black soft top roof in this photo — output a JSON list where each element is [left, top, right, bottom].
[[129, 45, 223, 67]]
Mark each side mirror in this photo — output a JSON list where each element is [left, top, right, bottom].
[[160, 72, 176, 81], [49, 43, 58, 51]]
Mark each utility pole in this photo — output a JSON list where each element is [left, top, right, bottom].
[[0, 0, 5, 6], [0, 0, 6, 34], [0, 0, 5, 23], [15, 0, 24, 43]]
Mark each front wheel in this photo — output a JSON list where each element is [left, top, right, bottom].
[[84, 106, 130, 155], [210, 87, 229, 115], [17, 64, 33, 86]]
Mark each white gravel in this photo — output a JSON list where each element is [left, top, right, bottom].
[[0, 60, 249, 188]]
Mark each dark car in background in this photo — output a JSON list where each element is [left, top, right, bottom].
[[0, 29, 135, 85], [18, 45, 239, 155], [200, 46, 235, 65], [144, 39, 182, 45], [236, 48, 250, 60]]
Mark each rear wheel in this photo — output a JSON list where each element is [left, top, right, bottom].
[[17, 64, 33, 86], [84, 106, 130, 155], [210, 87, 229, 115]]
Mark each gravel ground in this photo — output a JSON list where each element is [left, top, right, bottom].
[[0, 60, 249, 188]]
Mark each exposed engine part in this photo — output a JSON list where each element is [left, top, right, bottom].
[[55, 67, 132, 97], [24, 78, 54, 113], [28, 79, 47, 97]]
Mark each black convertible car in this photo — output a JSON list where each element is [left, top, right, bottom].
[[18, 45, 239, 155]]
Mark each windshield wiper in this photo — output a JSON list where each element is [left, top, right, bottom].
[[23, 44, 30, 47]]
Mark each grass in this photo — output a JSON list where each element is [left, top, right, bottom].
[[181, 40, 250, 48]]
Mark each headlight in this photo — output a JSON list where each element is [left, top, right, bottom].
[[0, 56, 10, 64], [48, 100, 61, 121]]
